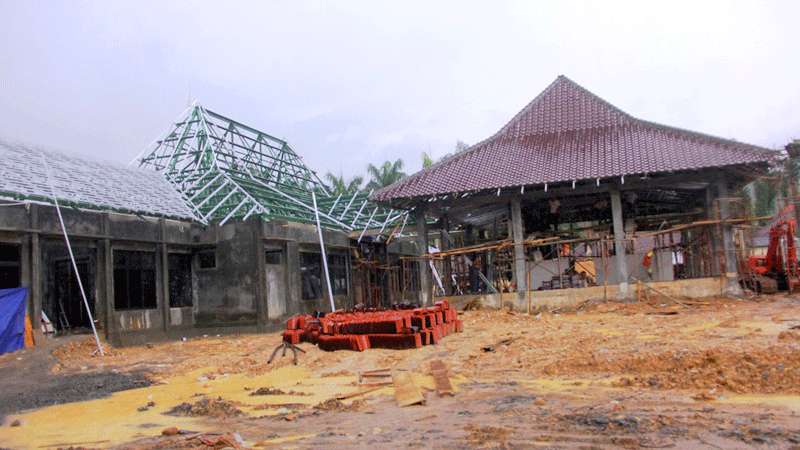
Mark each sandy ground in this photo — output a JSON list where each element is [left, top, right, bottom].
[[1, 294, 800, 449]]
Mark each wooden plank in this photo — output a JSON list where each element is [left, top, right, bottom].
[[336, 385, 386, 400], [430, 359, 454, 396], [393, 371, 425, 407]]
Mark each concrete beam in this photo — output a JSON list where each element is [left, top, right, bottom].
[[415, 204, 432, 306], [715, 179, 743, 296], [510, 197, 527, 300], [609, 186, 630, 299]]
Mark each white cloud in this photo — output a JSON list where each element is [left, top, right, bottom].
[[0, 0, 797, 180]]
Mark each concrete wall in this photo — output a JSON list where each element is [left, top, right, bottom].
[[194, 221, 259, 326], [0, 202, 417, 346], [528, 253, 675, 289], [259, 221, 353, 319], [444, 277, 724, 311]]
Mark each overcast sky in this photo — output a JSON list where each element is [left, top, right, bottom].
[[1, 1, 798, 180]]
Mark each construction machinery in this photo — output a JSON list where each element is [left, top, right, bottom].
[[745, 219, 800, 293]]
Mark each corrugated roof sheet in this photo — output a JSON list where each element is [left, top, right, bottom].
[[373, 75, 778, 202], [0, 140, 197, 220]]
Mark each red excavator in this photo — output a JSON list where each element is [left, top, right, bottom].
[[745, 219, 800, 293]]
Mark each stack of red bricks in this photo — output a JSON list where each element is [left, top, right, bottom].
[[282, 300, 463, 351]]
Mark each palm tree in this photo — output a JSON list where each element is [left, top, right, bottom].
[[366, 159, 406, 191], [324, 172, 364, 196]]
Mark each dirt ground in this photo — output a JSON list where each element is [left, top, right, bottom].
[[0, 335, 150, 421], [1, 294, 800, 449]]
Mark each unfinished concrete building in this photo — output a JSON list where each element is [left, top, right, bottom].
[[0, 106, 412, 345], [373, 76, 780, 309]]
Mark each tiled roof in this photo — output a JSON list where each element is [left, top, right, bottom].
[[373, 76, 778, 202], [0, 140, 198, 220]]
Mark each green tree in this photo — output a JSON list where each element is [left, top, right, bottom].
[[324, 172, 364, 196], [421, 152, 434, 168], [751, 179, 778, 217], [366, 159, 406, 190]]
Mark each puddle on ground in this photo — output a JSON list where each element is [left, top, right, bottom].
[[716, 394, 800, 412], [0, 366, 461, 449], [518, 377, 619, 395]]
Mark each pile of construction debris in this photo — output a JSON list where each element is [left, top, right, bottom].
[[282, 300, 463, 351]]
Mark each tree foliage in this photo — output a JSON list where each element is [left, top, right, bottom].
[[324, 172, 364, 195], [366, 159, 407, 191], [750, 178, 779, 217], [421, 152, 434, 169]]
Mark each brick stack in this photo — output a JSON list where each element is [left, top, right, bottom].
[[282, 300, 463, 351]]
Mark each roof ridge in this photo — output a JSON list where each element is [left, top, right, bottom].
[[372, 76, 780, 203], [632, 117, 776, 153], [373, 75, 632, 200]]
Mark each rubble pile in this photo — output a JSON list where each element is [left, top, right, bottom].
[[282, 300, 463, 351]]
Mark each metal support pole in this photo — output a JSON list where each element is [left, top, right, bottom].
[[40, 154, 104, 356], [312, 192, 336, 312]]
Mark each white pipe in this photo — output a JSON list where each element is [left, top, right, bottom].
[[350, 198, 370, 227], [396, 212, 409, 238], [246, 170, 354, 230], [243, 204, 260, 221], [195, 179, 230, 208], [219, 197, 249, 226], [358, 207, 379, 243], [130, 101, 196, 167], [202, 187, 238, 221], [312, 192, 336, 312], [189, 173, 223, 201], [338, 191, 360, 219], [328, 194, 342, 215], [40, 154, 104, 356]]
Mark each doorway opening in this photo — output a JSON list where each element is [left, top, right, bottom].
[[43, 242, 97, 333]]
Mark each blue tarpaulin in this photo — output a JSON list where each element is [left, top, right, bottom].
[[0, 287, 28, 355]]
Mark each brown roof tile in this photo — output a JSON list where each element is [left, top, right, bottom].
[[373, 76, 778, 202]]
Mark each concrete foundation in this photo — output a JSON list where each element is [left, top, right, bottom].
[[443, 277, 724, 311]]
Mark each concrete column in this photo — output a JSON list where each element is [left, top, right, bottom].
[[439, 216, 451, 295], [383, 244, 394, 306], [102, 214, 114, 341], [415, 204, 432, 306], [507, 217, 516, 287], [159, 220, 169, 332], [103, 239, 114, 341], [610, 186, 630, 298], [705, 187, 721, 275], [510, 197, 527, 300], [29, 204, 43, 341], [285, 240, 300, 315], [715, 179, 743, 295], [253, 221, 267, 327]]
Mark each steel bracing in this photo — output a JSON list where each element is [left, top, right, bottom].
[[137, 103, 407, 235]]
